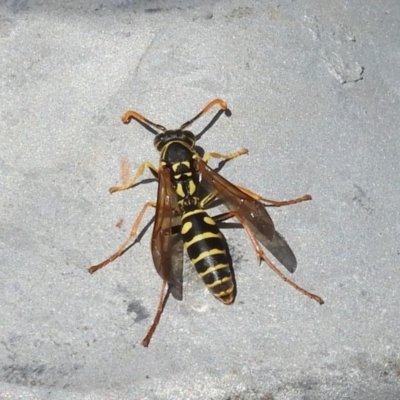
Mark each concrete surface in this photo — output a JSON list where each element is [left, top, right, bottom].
[[1, 0, 399, 399]]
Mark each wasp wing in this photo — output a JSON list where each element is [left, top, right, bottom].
[[151, 166, 183, 300], [196, 157, 275, 240], [261, 228, 297, 273], [195, 158, 297, 273]]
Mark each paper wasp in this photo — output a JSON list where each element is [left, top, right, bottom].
[[88, 99, 324, 347]]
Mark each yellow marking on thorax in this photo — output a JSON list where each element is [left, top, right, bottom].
[[176, 183, 185, 198], [174, 179, 197, 198], [191, 248, 226, 264], [184, 231, 222, 248], [174, 172, 193, 180], [172, 161, 190, 172], [188, 180, 196, 195]]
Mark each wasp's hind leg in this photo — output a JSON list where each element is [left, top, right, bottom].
[[212, 210, 324, 305], [88, 201, 156, 274], [142, 280, 171, 347], [235, 185, 312, 207]]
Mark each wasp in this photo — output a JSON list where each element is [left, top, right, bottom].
[[88, 99, 324, 347]]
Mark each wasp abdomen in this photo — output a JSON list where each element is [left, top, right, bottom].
[[180, 208, 234, 304]]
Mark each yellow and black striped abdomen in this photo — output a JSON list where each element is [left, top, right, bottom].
[[180, 208, 234, 304]]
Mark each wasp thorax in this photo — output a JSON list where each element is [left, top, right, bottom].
[[154, 129, 195, 152]]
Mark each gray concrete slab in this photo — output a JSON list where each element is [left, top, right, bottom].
[[1, 0, 399, 398]]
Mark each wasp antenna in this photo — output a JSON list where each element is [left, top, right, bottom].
[[121, 110, 167, 132], [180, 98, 229, 130]]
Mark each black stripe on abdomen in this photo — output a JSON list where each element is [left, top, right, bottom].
[[180, 209, 234, 304]]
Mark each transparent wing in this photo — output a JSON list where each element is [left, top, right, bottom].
[[258, 229, 297, 273], [151, 166, 183, 300]]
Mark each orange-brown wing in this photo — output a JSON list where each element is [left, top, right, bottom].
[[196, 158, 275, 239], [195, 158, 297, 273], [151, 165, 183, 300]]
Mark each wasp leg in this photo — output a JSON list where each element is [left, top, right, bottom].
[[202, 147, 248, 163], [199, 148, 249, 205], [180, 99, 228, 130], [88, 201, 156, 274], [109, 161, 158, 193], [214, 210, 324, 305], [235, 185, 312, 207], [142, 279, 170, 347], [122, 110, 167, 132]]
